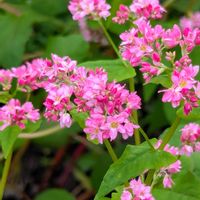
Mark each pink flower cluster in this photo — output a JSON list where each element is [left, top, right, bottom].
[[180, 12, 200, 30], [180, 123, 200, 156], [155, 140, 181, 188], [41, 55, 141, 143], [68, 0, 111, 21], [0, 99, 40, 131], [113, 0, 165, 24], [0, 54, 141, 143], [162, 56, 200, 115], [121, 178, 155, 200], [119, 17, 200, 114]]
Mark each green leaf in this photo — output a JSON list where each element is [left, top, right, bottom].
[[153, 171, 200, 200], [0, 14, 32, 68], [22, 119, 43, 133], [70, 110, 88, 129], [45, 34, 89, 62], [30, 0, 67, 16], [150, 75, 172, 88], [94, 144, 176, 199], [177, 107, 200, 121], [34, 188, 75, 200], [9, 78, 18, 95], [79, 59, 136, 82], [0, 91, 12, 104], [0, 126, 21, 158]]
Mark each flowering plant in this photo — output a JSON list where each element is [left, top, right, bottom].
[[0, 0, 200, 199]]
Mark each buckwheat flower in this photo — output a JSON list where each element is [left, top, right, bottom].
[[181, 28, 200, 52], [0, 99, 40, 131], [84, 113, 107, 144], [113, 4, 130, 24], [68, 0, 111, 21], [180, 123, 200, 156], [130, 0, 165, 20], [59, 112, 72, 128], [180, 12, 200, 30], [163, 174, 174, 188], [155, 140, 181, 188], [195, 82, 200, 98], [0, 69, 13, 90], [44, 84, 73, 122], [161, 62, 200, 114], [121, 178, 155, 200], [162, 25, 182, 48]]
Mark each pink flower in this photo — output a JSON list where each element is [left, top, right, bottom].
[[163, 175, 174, 188], [180, 12, 200, 30], [155, 140, 181, 188], [180, 123, 200, 156], [68, 0, 111, 21], [121, 190, 132, 200], [113, 5, 130, 24], [0, 99, 40, 130], [59, 112, 72, 128], [130, 0, 165, 19], [121, 178, 155, 200], [181, 123, 200, 143], [162, 25, 182, 48]]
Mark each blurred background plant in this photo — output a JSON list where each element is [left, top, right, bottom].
[[0, 0, 200, 199]]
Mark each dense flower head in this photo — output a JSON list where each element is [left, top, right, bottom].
[[155, 140, 181, 188], [161, 57, 199, 115], [0, 54, 140, 143], [0, 99, 40, 131], [130, 0, 165, 19], [180, 123, 200, 156], [68, 0, 111, 21], [180, 12, 200, 30], [113, 5, 130, 24], [113, 0, 165, 24], [118, 14, 200, 115], [121, 178, 155, 200]]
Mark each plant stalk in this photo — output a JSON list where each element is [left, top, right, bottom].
[[0, 151, 13, 200], [104, 140, 118, 162], [159, 117, 181, 150]]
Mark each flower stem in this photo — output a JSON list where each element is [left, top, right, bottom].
[[98, 19, 141, 145], [0, 151, 13, 200], [159, 116, 181, 150], [163, 0, 175, 8], [104, 140, 118, 162], [98, 20, 121, 58], [18, 125, 61, 139]]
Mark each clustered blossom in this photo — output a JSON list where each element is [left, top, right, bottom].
[[121, 178, 155, 200], [118, 10, 200, 114], [113, 0, 165, 24], [0, 99, 40, 131], [161, 56, 200, 115], [155, 140, 181, 188], [180, 123, 200, 156], [68, 0, 111, 21], [180, 12, 200, 30], [0, 54, 141, 144]]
